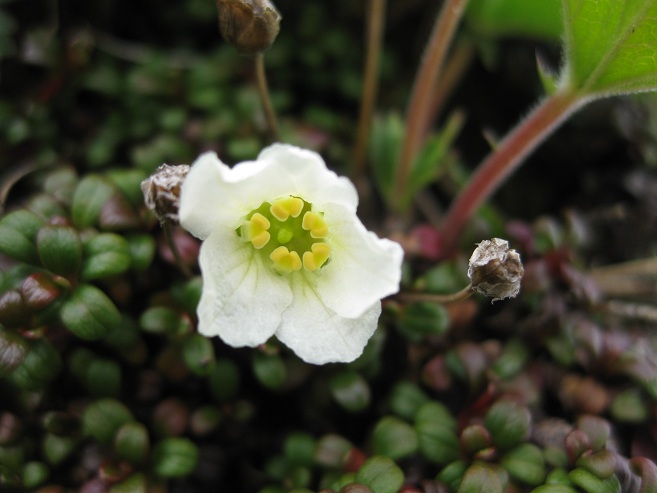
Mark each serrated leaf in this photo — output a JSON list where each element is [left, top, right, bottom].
[[562, 0, 657, 96]]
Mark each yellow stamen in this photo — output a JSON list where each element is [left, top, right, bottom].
[[302, 211, 328, 238], [302, 243, 331, 271], [246, 213, 271, 249], [270, 197, 304, 221], [270, 246, 302, 272]]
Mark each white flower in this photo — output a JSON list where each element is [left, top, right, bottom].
[[179, 143, 404, 364]]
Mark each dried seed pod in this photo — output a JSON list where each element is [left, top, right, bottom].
[[217, 0, 281, 54], [468, 238, 524, 302], [141, 164, 190, 225]]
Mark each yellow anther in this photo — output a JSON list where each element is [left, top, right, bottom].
[[270, 246, 302, 272], [270, 197, 304, 221], [302, 243, 331, 272], [246, 213, 271, 249], [302, 211, 328, 238]]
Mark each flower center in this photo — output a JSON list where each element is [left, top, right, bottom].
[[238, 196, 331, 274]]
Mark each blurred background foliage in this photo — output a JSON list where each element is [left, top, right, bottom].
[[2, 0, 657, 492]]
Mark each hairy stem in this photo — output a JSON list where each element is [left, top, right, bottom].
[[393, 0, 470, 206], [353, 0, 387, 183], [255, 52, 280, 142], [440, 90, 583, 254]]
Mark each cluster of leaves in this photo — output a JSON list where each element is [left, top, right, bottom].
[[2, 0, 657, 492]]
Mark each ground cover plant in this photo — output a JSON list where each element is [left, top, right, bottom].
[[3, 0, 657, 492]]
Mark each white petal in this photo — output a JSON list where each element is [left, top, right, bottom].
[[257, 144, 359, 212], [317, 203, 404, 318], [196, 229, 293, 347], [179, 152, 232, 240], [276, 274, 382, 364], [180, 151, 293, 240]]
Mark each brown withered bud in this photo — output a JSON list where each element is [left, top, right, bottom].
[[468, 238, 524, 302], [141, 164, 190, 225], [216, 0, 281, 54]]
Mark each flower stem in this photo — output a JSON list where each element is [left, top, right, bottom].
[[255, 52, 280, 142], [393, 0, 470, 207], [426, 39, 475, 131], [353, 0, 386, 183], [163, 222, 193, 278], [399, 283, 473, 304], [439, 90, 583, 255]]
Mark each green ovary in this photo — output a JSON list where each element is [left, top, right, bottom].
[[239, 196, 331, 273]]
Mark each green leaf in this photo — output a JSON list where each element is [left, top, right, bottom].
[[369, 112, 404, 204], [253, 352, 286, 390], [284, 433, 316, 468], [151, 438, 199, 478], [354, 456, 404, 493], [437, 460, 469, 491], [182, 333, 215, 376], [71, 175, 116, 228], [207, 359, 240, 402], [43, 433, 77, 466], [371, 416, 418, 459], [0, 329, 29, 377], [501, 443, 546, 485], [115, 422, 150, 465], [466, 0, 563, 39], [80, 233, 132, 280], [387, 382, 429, 421], [484, 399, 531, 450], [9, 338, 61, 390], [60, 284, 121, 340], [397, 302, 450, 342], [529, 485, 579, 493], [458, 462, 506, 493], [86, 358, 122, 398], [562, 0, 657, 96], [36, 225, 82, 277], [0, 210, 44, 264], [330, 370, 371, 412], [416, 421, 460, 465], [83, 399, 133, 445], [139, 306, 191, 336], [568, 468, 621, 493], [126, 234, 156, 271], [406, 110, 464, 201]]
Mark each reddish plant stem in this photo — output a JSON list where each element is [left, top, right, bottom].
[[255, 52, 280, 142], [440, 90, 583, 255], [394, 0, 470, 206], [353, 0, 386, 184]]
